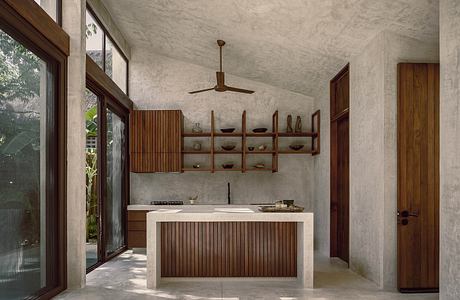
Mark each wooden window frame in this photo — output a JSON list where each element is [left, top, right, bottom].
[[86, 4, 129, 95], [0, 1, 68, 299]]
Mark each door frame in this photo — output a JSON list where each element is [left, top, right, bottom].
[[330, 64, 350, 262]]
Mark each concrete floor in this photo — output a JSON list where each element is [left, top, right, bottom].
[[56, 251, 438, 300]]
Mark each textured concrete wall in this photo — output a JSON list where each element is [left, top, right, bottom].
[[350, 32, 387, 286], [348, 31, 438, 289], [129, 49, 315, 209], [313, 80, 332, 255], [87, 0, 131, 59], [62, 0, 87, 289], [440, 0, 460, 298]]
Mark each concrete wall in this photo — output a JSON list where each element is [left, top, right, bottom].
[[350, 31, 438, 289], [349, 32, 387, 286], [62, 0, 87, 289], [313, 79, 332, 255], [440, 0, 460, 299], [129, 49, 315, 210]]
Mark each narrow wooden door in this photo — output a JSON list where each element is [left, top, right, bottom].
[[330, 64, 350, 263], [397, 63, 439, 292]]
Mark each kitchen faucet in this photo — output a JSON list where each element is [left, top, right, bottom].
[[227, 182, 231, 205]]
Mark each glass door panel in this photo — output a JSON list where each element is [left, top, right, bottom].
[[85, 88, 99, 270], [0, 29, 53, 300], [105, 108, 126, 256]]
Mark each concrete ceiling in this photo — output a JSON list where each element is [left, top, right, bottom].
[[102, 0, 439, 97]]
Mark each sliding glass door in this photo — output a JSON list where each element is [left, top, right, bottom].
[[105, 108, 126, 257], [85, 88, 100, 270], [85, 82, 128, 272], [0, 26, 63, 299]]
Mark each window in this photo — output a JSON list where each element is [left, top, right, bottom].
[[85, 7, 128, 94], [105, 37, 128, 94], [0, 25, 65, 299], [33, 0, 61, 24]]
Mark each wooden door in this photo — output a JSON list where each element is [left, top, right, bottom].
[[397, 63, 439, 292], [330, 64, 350, 263]]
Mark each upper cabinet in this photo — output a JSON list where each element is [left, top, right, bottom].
[[130, 110, 183, 173]]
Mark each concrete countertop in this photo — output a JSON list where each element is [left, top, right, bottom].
[[141, 204, 313, 222]]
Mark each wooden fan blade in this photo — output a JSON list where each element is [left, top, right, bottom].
[[225, 86, 255, 94], [188, 87, 215, 94]]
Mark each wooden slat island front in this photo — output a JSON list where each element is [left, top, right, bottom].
[[144, 205, 313, 288]]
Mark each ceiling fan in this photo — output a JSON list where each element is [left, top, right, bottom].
[[189, 40, 255, 94]]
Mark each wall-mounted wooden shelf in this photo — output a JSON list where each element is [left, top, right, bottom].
[[182, 150, 211, 154], [182, 132, 211, 137], [181, 110, 320, 173], [130, 109, 319, 173]]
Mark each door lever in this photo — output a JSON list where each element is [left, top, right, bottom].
[[400, 209, 419, 218]]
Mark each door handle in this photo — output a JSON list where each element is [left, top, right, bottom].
[[398, 209, 419, 218]]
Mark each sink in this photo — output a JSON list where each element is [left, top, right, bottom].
[[213, 207, 254, 213]]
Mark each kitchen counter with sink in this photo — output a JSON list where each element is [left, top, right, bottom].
[[143, 204, 313, 289]]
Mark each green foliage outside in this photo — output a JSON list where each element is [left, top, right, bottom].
[[0, 26, 100, 244]]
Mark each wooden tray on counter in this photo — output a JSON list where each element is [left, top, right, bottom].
[[258, 205, 304, 213]]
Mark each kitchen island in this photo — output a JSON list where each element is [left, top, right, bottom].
[[145, 205, 313, 288]]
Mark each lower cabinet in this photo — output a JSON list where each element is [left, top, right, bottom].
[[127, 210, 149, 248], [161, 222, 297, 277]]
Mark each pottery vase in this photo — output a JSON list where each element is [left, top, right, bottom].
[[287, 115, 293, 133], [192, 122, 203, 133], [295, 116, 302, 133]]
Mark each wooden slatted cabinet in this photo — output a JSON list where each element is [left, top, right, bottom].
[[130, 110, 183, 173]]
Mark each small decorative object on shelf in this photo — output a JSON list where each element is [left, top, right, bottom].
[[287, 114, 293, 133], [289, 144, 304, 151], [189, 195, 198, 205], [193, 141, 202, 151], [221, 142, 236, 151], [258, 144, 267, 151], [254, 163, 265, 169], [193, 163, 200, 169], [253, 127, 268, 133], [220, 127, 235, 133], [222, 163, 234, 169], [295, 116, 302, 133], [192, 122, 203, 133], [247, 146, 255, 151]]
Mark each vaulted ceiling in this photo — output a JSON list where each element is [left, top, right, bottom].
[[102, 0, 439, 97]]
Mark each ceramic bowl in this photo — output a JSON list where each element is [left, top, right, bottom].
[[247, 146, 255, 151], [252, 127, 268, 133], [222, 163, 234, 169], [289, 144, 304, 151], [221, 144, 236, 151], [220, 128, 235, 133]]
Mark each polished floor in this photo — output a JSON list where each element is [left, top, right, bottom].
[[56, 251, 438, 300]]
